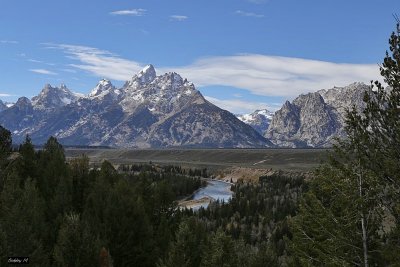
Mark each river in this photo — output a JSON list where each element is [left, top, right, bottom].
[[179, 179, 234, 211]]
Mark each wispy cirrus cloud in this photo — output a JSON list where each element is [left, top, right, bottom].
[[28, 59, 43, 63], [170, 15, 188, 21], [235, 10, 264, 18], [110, 9, 146, 16], [0, 93, 15, 97], [46, 43, 381, 99], [165, 55, 380, 97], [28, 58, 56, 66], [247, 0, 268, 4], [0, 40, 19, 44], [29, 69, 58, 75], [44, 43, 142, 80]]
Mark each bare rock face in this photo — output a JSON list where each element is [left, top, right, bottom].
[[0, 65, 271, 148], [0, 100, 7, 112], [266, 82, 370, 147]]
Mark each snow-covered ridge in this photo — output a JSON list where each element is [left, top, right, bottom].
[[31, 83, 82, 109], [237, 109, 274, 135]]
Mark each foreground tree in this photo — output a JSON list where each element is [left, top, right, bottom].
[[290, 21, 400, 266], [160, 217, 207, 267], [53, 212, 100, 267]]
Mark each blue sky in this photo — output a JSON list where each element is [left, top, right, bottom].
[[0, 0, 398, 113]]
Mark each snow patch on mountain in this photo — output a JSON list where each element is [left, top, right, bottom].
[[237, 109, 274, 135], [31, 84, 82, 110]]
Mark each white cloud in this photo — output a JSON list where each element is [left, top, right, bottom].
[[205, 96, 278, 114], [0, 93, 14, 97], [110, 9, 146, 16], [170, 15, 188, 21], [163, 54, 381, 97], [235, 10, 264, 18], [0, 40, 18, 44], [45, 43, 142, 80], [29, 69, 58, 75]]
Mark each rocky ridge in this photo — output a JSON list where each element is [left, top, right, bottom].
[[265, 82, 370, 147]]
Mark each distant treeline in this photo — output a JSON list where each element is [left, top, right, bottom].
[[118, 163, 210, 178]]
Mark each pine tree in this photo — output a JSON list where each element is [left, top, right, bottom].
[[200, 228, 238, 267], [103, 181, 155, 267], [0, 125, 11, 160], [0, 125, 12, 193], [17, 135, 37, 185], [69, 155, 91, 213], [53, 212, 100, 267], [160, 217, 207, 267], [37, 136, 67, 200]]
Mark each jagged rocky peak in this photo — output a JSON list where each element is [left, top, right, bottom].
[[266, 82, 370, 148], [32, 83, 80, 109], [121, 64, 202, 113], [14, 97, 32, 112], [136, 64, 157, 84], [318, 82, 369, 112], [16, 96, 31, 106], [155, 71, 188, 92], [89, 79, 118, 98]]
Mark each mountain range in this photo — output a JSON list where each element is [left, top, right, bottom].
[[0, 65, 370, 148], [0, 65, 270, 148]]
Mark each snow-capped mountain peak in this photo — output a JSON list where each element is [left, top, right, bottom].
[[89, 79, 116, 97], [237, 109, 274, 135], [31, 84, 81, 109], [137, 64, 156, 84], [121, 66, 202, 113], [238, 109, 274, 123]]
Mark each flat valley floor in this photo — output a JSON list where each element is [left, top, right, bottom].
[[65, 148, 328, 172]]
